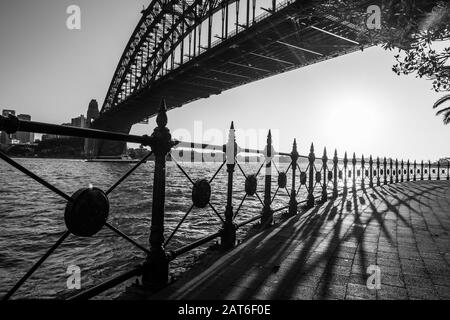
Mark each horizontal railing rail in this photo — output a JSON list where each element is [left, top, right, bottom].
[[1, 99, 449, 300], [0, 115, 154, 146]]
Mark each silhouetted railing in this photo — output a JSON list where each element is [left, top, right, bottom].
[[0, 100, 449, 300]]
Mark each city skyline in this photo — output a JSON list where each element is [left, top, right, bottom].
[[0, 0, 449, 161]]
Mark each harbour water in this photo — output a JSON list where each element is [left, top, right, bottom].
[[0, 158, 293, 299]]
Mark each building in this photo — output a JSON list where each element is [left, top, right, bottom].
[[71, 115, 86, 128], [42, 134, 59, 141], [84, 99, 100, 158], [1, 109, 16, 144], [86, 99, 99, 127], [16, 114, 34, 144]]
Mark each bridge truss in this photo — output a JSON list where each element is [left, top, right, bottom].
[[99, 0, 371, 125]]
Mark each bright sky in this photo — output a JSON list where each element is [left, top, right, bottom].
[[0, 0, 449, 161]]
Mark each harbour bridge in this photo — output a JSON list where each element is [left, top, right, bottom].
[[92, 0, 375, 156]]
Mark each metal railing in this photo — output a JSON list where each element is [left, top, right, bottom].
[[1, 99, 449, 300]]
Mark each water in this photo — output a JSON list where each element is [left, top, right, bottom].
[[0, 158, 293, 299]]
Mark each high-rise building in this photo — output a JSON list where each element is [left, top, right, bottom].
[[1, 109, 16, 144], [86, 99, 99, 127], [16, 114, 34, 144], [85, 99, 100, 158], [71, 115, 86, 128]]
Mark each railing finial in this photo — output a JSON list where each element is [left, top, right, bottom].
[[156, 98, 168, 128], [332, 149, 339, 198]]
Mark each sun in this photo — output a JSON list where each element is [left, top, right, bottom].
[[323, 93, 382, 152]]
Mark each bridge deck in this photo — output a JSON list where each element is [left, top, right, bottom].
[[148, 181, 450, 300]]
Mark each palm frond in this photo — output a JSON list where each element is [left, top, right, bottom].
[[444, 116, 450, 125], [433, 95, 450, 109], [435, 106, 450, 116]]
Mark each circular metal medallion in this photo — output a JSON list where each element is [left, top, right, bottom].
[[245, 174, 258, 196], [64, 188, 109, 237], [278, 172, 287, 189], [192, 179, 211, 208]]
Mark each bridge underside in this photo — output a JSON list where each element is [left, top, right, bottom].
[[93, 4, 365, 156]]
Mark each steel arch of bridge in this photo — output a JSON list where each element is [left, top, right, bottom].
[[103, 0, 240, 114], [102, 0, 362, 116]]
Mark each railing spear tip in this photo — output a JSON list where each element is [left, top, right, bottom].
[[159, 98, 167, 111], [230, 121, 235, 130]]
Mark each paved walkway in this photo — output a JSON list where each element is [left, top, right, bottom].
[[150, 181, 450, 300]]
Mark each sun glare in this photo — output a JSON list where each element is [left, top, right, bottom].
[[323, 94, 382, 150]]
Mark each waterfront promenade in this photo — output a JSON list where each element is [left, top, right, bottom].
[[147, 181, 450, 300]]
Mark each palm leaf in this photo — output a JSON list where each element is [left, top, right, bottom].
[[433, 95, 450, 109], [433, 95, 450, 125], [435, 106, 450, 116]]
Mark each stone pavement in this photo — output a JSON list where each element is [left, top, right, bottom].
[[150, 181, 450, 300]]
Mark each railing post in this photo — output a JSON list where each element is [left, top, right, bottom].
[[395, 159, 399, 183], [306, 143, 315, 209], [413, 160, 417, 181], [400, 160, 404, 183], [407, 160, 410, 182], [333, 150, 338, 198], [383, 157, 387, 185], [369, 155, 373, 188], [352, 153, 356, 191], [437, 161, 441, 180], [420, 160, 424, 180], [447, 160, 450, 181], [142, 99, 172, 289], [361, 154, 366, 190], [288, 139, 299, 215], [221, 122, 237, 249], [376, 157, 381, 187], [428, 160, 432, 180], [343, 152, 348, 195], [261, 130, 273, 227], [390, 158, 394, 184], [321, 148, 328, 202]]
